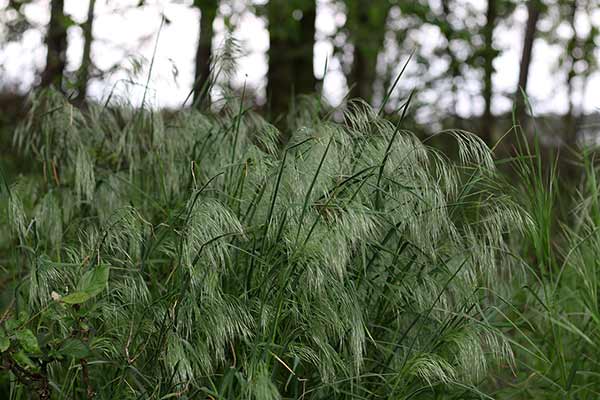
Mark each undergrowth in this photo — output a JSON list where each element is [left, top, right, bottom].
[[0, 90, 531, 399], [490, 128, 600, 399]]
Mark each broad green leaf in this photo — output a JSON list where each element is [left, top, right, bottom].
[[4, 312, 28, 332], [4, 319, 18, 332], [12, 350, 38, 372], [59, 338, 90, 359], [61, 291, 92, 304], [0, 332, 9, 352], [80, 265, 109, 297], [15, 329, 41, 355]]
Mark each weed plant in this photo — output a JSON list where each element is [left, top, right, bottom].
[[0, 90, 527, 399]]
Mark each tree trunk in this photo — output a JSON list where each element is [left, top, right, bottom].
[[267, 0, 316, 126], [482, 0, 497, 145], [564, 0, 579, 145], [41, 0, 68, 88], [193, 0, 218, 106], [347, 2, 389, 104], [296, 5, 316, 96], [441, 0, 459, 116], [349, 38, 377, 103], [75, 0, 96, 104], [560, 0, 581, 182], [515, 0, 541, 125]]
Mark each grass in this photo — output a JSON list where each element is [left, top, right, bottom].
[[0, 88, 598, 399], [490, 130, 600, 399]]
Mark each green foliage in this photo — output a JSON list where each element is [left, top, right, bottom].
[[0, 90, 526, 398], [489, 136, 600, 399]]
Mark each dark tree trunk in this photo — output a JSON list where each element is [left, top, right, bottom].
[[75, 0, 96, 104], [349, 40, 376, 103], [441, 0, 459, 116], [482, 0, 497, 145], [41, 0, 68, 88], [193, 0, 218, 106], [296, 5, 316, 96], [267, 0, 316, 126], [564, 0, 579, 145], [347, 2, 389, 104], [515, 0, 541, 125], [560, 0, 580, 182]]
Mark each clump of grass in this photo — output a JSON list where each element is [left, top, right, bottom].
[[0, 90, 526, 399], [491, 129, 600, 399]]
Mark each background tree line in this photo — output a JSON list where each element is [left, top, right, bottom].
[[1, 0, 599, 146]]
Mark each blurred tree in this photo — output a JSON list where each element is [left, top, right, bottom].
[[266, 0, 316, 126], [0, 1, 32, 44], [345, 0, 391, 104], [564, 0, 580, 143], [482, 0, 497, 144], [75, 0, 97, 104], [542, 0, 599, 178], [515, 0, 543, 125], [41, 0, 68, 88], [404, 1, 474, 119], [556, 0, 598, 143], [193, 0, 218, 106], [438, 0, 462, 116], [479, 0, 517, 144]]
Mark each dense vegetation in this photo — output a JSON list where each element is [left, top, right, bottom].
[[0, 89, 529, 398], [2, 0, 600, 399], [2, 90, 600, 400]]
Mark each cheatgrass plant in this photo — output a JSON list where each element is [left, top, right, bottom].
[[0, 90, 527, 399]]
